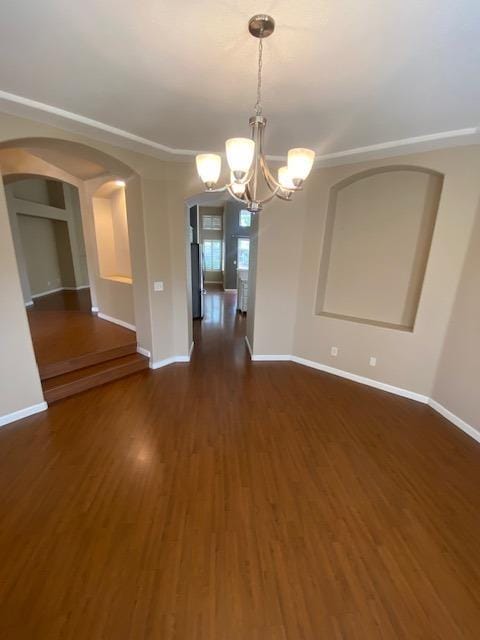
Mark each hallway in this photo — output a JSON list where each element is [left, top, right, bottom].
[[191, 284, 249, 371], [0, 290, 479, 639]]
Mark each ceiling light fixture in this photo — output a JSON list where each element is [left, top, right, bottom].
[[195, 15, 315, 213], [115, 179, 126, 187]]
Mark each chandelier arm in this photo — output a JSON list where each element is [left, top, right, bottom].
[[259, 154, 282, 192], [276, 191, 294, 202], [257, 186, 280, 206], [245, 181, 254, 203], [259, 153, 298, 194], [205, 185, 228, 194], [226, 185, 248, 204]]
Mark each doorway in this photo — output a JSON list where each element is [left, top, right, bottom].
[[5, 173, 147, 403], [185, 193, 258, 359]]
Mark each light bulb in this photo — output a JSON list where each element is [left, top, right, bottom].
[[278, 166, 295, 190], [287, 148, 315, 185], [115, 180, 126, 187], [230, 172, 246, 196], [196, 154, 221, 188], [225, 138, 255, 179]]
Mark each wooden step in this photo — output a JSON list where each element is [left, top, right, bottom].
[[39, 342, 137, 380], [42, 353, 149, 403]]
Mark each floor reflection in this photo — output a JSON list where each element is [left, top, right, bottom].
[[202, 290, 224, 325]]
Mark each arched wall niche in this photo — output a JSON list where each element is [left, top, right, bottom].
[[91, 179, 132, 283], [315, 165, 444, 331]]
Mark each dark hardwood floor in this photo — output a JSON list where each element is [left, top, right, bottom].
[[0, 288, 479, 639], [27, 290, 137, 378]]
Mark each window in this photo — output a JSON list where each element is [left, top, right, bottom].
[[203, 240, 222, 271], [202, 214, 222, 230], [237, 238, 250, 270], [239, 210, 251, 227]]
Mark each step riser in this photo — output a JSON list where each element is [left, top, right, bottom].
[[39, 343, 137, 380], [44, 360, 149, 403]]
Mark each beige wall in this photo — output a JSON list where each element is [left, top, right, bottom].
[[5, 178, 89, 303], [291, 146, 480, 397], [111, 188, 132, 278], [318, 169, 442, 329], [0, 181, 44, 416], [252, 192, 307, 356], [432, 203, 480, 428], [92, 196, 117, 277], [17, 214, 63, 295], [13, 178, 51, 205]]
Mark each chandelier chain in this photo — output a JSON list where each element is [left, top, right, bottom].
[[254, 38, 263, 116]]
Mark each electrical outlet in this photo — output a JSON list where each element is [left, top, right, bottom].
[[330, 346, 338, 357], [369, 356, 377, 367], [153, 281, 164, 292]]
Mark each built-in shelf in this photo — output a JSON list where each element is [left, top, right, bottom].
[[101, 275, 132, 284]]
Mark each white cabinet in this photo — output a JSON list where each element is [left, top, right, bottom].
[[237, 270, 248, 313]]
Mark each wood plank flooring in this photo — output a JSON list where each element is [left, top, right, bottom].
[[0, 288, 479, 639], [27, 289, 137, 377]]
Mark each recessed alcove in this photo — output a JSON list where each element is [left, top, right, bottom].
[[315, 166, 443, 331], [92, 181, 132, 284]]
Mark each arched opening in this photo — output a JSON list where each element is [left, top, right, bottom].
[[185, 190, 257, 360], [0, 138, 151, 402]]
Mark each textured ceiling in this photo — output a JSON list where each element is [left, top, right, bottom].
[[0, 0, 479, 157]]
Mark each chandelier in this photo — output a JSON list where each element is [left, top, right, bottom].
[[195, 15, 315, 213]]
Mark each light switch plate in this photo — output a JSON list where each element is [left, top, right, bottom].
[[154, 281, 164, 292], [330, 346, 338, 357], [369, 356, 377, 367]]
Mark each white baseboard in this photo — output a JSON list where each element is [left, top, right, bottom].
[[31, 286, 64, 298], [97, 312, 136, 332], [31, 285, 90, 299], [244, 335, 253, 356], [25, 301, 34, 307], [63, 285, 90, 291], [150, 355, 190, 369], [247, 351, 480, 444], [0, 401, 48, 428], [91, 306, 99, 313], [137, 346, 151, 358], [253, 354, 291, 362], [189, 341, 194, 357], [291, 356, 429, 403], [428, 399, 480, 444]]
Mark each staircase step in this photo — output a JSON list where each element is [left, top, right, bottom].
[[42, 353, 149, 403], [39, 342, 137, 380]]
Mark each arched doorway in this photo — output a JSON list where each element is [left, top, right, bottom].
[[0, 138, 152, 403], [185, 190, 258, 359]]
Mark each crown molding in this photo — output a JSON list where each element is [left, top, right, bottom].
[[0, 89, 478, 166], [315, 126, 480, 167]]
